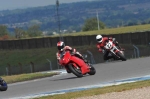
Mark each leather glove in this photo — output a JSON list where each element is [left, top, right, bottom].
[[112, 38, 116, 41], [102, 49, 105, 53], [98, 49, 102, 52]]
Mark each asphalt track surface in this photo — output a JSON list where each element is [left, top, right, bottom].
[[1, 57, 150, 99]]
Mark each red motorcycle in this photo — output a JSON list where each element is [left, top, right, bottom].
[[59, 50, 96, 77], [104, 40, 127, 61]]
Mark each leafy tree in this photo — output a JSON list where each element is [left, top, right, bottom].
[[28, 20, 42, 27], [0, 25, 8, 36], [82, 17, 105, 31], [27, 25, 42, 37], [0, 25, 10, 40], [15, 28, 27, 38]]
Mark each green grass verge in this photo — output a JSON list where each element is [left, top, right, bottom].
[[0, 48, 57, 66], [1, 72, 60, 84], [51, 24, 150, 37], [0, 47, 57, 75], [34, 80, 150, 99]]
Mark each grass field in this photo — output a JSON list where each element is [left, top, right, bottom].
[[0, 48, 57, 75], [52, 24, 150, 37]]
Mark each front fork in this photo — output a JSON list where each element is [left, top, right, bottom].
[[110, 48, 121, 58]]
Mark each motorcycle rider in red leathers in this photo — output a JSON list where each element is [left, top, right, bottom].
[[56, 41, 88, 73], [96, 35, 124, 61]]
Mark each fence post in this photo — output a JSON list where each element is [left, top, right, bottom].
[[57, 60, 62, 69], [87, 50, 96, 64], [6, 67, 8, 75], [46, 59, 52, 70], [7, 63, 11, 75], [134, 49, 136, 58], [18, 62, 23, 74], [133, 45, 140, 58], [30, 62, 35, 73]]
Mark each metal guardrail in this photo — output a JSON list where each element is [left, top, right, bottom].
[[47, 59, 52, 70], [133, 49, 136, 58], [87, 50, 96, 64], [133, 45, 140, 58]]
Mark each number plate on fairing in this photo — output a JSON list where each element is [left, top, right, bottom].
[[105, 41, 113, 49]]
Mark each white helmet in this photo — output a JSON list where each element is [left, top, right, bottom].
[[96, 35, 103, 43]]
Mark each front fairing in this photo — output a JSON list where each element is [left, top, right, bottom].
[[104, 41, 113, 50], [59, 51, 71, 65], [59, 51, 90, 74], [70, 56, 90, 74], [104, 41, 120, 55]]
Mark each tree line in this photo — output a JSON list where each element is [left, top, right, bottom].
[[0, 25, 42, 40], [0, 17, 106, 40], [0, 0, 150, 33]]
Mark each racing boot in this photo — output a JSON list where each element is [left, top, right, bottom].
[[83, 58, 88, 63], [75, 53, 89, 63], [115, 42, 125, 51], [81, 57, 90, 64], [82, 58, 92, 68]]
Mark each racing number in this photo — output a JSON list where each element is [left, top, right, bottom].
[[106, 42, 112, 49]]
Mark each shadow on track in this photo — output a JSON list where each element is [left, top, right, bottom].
[[50, 75, 89, 81], [50, 76, 78, 81]]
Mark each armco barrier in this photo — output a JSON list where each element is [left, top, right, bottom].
[[0, 31, 149, 50]]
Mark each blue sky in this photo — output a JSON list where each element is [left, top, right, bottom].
[[0, 0, 93, 10]]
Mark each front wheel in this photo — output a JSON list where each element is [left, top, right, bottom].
[[68, 63, 83, 77], [0, 78, 7, 91], [117, 52, 127, 61], [88, 64, 96, 75]]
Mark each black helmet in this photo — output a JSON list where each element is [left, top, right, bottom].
[[57, 41, 65, 51]]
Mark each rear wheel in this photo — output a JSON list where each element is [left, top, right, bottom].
[[68, 63, 83, 77], [0, 85, 7, 91], [88, 64, 96, 75], [0, 78, 7, 91], [117, 52, 127, 61]]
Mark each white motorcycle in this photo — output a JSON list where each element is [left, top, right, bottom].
[[104, 40, 127, 61]]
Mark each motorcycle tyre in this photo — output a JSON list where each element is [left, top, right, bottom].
[[88, 64, 96, 75], [0, 79, 7, 91], [68, 63, 83, 77], [117, 52, 127, 61]]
